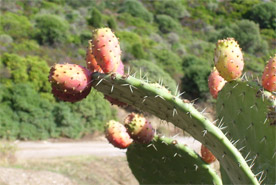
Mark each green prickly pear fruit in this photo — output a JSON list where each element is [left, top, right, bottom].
[[214, 38, 244, 81], [86, 40, 104, 73], [51, 85, 91, 103], [105, 120, 133, 149], [208, 68, 226, 99], [49, 63, 92, 94], [262, 55, 276, 92], [124, 113, 154, 144], [91, 28, 121, 73], [201, 145, 216, 164]]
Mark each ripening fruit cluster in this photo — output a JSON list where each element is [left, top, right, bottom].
[[208, 38, 275, 99], [105, 113, 154, 149], [48, 28, 126, 103]]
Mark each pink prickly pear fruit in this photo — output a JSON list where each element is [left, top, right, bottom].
[[86, 40, 104, 73], [208, 68, 226, 99], [201, 145, 216, 164], [105, 120, 133, 149], [91, 28, 121, 73], [262, 55, 276, 92], [214, 38, 244, 81], [117, 60, 124, 75], [124, 113, 154, 144], [51, 86, 91, 103], [49, 63, 92, 94]]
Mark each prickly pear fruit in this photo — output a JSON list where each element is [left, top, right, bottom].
[[201, 145, 216, 164], [52, 86, 91, 103], [208, 68, 226, 99], [49, 64, 92, 94], [86, 40, 104, 73], [214, 38, 244, 81], [91, 28, 121, 73], [262, 55, 276, 92], [124, 113, 154, 144], [117, 60, 124, 75], [105, 120, 133, 149]]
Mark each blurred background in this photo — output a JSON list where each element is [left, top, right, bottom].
[[0, 0, 275, 184]]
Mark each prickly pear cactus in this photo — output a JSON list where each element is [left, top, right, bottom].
[[216, 80, 276, 184], [127, 136, 222, 184], [91, 72, 259, 184]]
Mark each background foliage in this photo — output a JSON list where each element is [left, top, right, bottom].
[[0, 0, 275, 140]]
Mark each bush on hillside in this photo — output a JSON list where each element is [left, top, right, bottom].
[[87, 7, 103, 28], [153, 0, 189, 19], [152, 49, 182, 80], [246, 2, 276, 29], [34, 14, 69, 45], [118, 0, 153, 22], [0, 12, 32, 40], [0, 53, 51, 93], [182, 56, 211, 98], [156, 15, 182, 34]]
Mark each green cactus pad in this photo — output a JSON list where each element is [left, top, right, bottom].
[[127, 136, 222, 184], [91, 73, 259, 184], [217, 80, 276, 184]]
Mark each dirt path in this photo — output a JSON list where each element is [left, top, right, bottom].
[[14, 137, 201, 159], [0, 137, 202, 185]]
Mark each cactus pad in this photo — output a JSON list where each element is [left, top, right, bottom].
[[217, 80, 276, 184], [127, 136, 222, 184], [91, 72, 259, 184]]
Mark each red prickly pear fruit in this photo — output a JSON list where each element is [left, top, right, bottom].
[[214, 38, 244, 81], [124, 113, 154, 144], [105, 120, 133, 149], [208, 68, 226, 99], [117, 60, 124, 75], [201, 145, 216, 164], [262, 55, 276, 92], [49, 63, 92, 94], [86, 40, 104, 73], [51, 86, 91, 103], [104, 95, 127, 107], [91, 28, 121, 73]]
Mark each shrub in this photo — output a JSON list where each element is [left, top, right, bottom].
[[246, 2, 276, 29], [118, 0, 153, 22], [87, 7, 103, 28], [181, 56, 211, 98], [0, 84, 58, 140], [128, 60, 177, 93], [34, 14, 69, 45], [107, 17, 117, 30], [117, 13, 157, 35], [0, 53, 51, 93], [152, 49, 183, 79], [156, 14, 182, 33], [153, 0, 189, 19], [0, 12, 32, 40]]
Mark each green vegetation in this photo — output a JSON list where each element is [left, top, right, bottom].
[[0, 0, 274, 140]]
